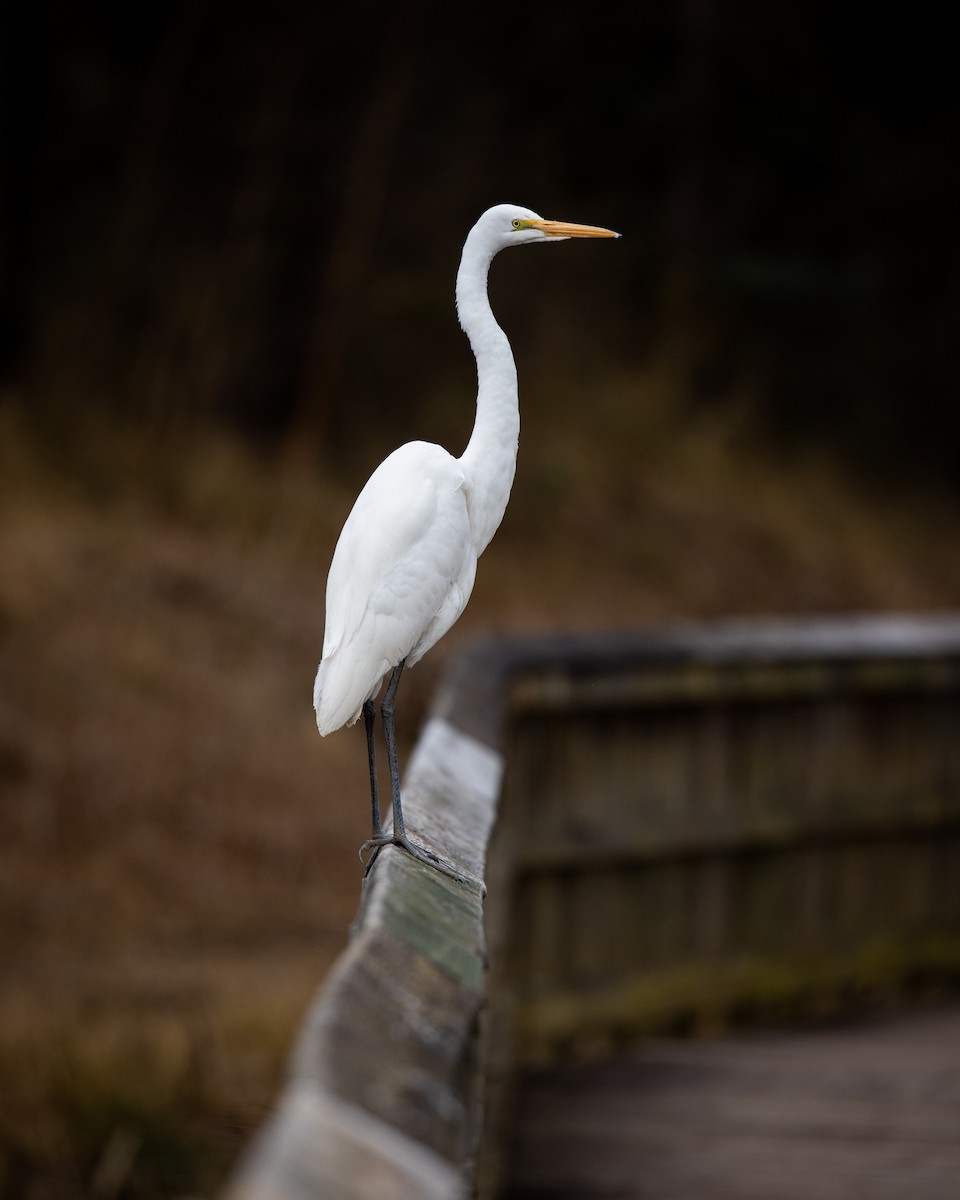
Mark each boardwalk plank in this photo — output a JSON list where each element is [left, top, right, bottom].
[[502, 1006, 960, 1199]]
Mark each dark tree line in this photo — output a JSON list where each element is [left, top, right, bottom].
[[2, 1, 958, 483]]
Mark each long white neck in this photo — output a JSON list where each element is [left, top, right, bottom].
[[456, 231, 520, 556]]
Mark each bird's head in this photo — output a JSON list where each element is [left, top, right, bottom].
[[475, 203, 620, 252]]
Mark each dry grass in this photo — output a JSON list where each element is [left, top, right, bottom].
[[1, 375, 959, 1197]]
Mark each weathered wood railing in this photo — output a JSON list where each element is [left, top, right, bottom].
[[223, 615, 960, 1200]]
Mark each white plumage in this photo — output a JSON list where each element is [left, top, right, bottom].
[[314, 440, 474, 734], [313, 203, 619, 881]]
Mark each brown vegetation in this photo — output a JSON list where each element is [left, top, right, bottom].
[[1, 368, 959, 1196], [3, 4, 958, 1195]]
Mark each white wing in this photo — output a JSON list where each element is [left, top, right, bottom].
[[314, 441, 476, 734]]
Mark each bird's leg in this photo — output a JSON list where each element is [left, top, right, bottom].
[[363, 698, 383, 838], [359, 665, 405, 868], [380, 659, 409, 841], [360, 661, 479, 889], [359, 698, 388, 872]]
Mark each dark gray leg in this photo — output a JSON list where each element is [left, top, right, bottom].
[[363, 698, 383, 839], [380, 659, 408, 841], [359, 661, 478, 888]]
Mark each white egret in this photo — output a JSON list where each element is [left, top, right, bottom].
[[314, 203, 619, 883]]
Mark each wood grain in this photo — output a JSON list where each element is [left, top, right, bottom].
[[502, 1005, 960, 1199]]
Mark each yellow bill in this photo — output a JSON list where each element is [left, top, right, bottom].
[[531, 219, 620, 239]]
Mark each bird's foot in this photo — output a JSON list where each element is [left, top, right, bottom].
[[359, 832, 484, 892]]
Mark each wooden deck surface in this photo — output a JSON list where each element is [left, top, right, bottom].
[[500, 1004, 960, 1199]]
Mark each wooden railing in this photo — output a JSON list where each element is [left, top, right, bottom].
[[223, 615, 960, 1200]]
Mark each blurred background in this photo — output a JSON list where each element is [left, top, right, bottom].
[[1, 2, 959, 1196]]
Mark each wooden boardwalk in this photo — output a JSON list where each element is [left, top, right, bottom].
[[501, 1004, 960, 1200], [224, 622, 960, 1200]]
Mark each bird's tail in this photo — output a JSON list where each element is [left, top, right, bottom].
[[313, 654, 370, 735]]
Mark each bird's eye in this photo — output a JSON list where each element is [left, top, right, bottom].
[[511, 218, 524, 230]]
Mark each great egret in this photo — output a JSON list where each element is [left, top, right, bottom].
[[314, 203, 619, 883]]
